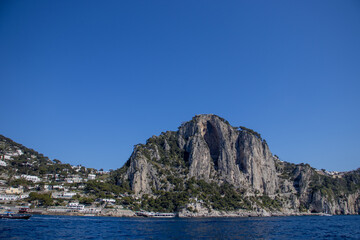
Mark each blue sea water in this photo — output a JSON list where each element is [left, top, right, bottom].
[[0, 215, 359, 239]]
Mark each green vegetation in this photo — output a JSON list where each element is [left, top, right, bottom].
[[1, 134, 84, 178], [278, 162, 297, 180], [255, 195, 282, 210], [8, 178, 35, 188], [145, 131, 187, 168], [217, 116, 230, 125], [109, 128, 290, 213], [84, 180, 131, 198], [309, 169, 360, 200], [109, 164, 131, 191], [136, 178, 284, 212], [72, 195, 96, 205], [140, 191, 189, 212], [28, 192, 54, 206], [2, 122, 360, 215], [239, 126, 262, 140], [199, 182, 252, 211]]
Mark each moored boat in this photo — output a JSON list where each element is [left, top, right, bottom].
[[18, 207, 30, 214], [136, 211, 176, 218]]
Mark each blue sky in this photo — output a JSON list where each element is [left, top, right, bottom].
[[1, 0, 359, 171]]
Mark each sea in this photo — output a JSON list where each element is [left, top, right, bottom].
[[0, 215, 360, 239]]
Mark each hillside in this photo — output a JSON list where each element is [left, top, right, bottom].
[[1, 115, 359, 217], [0, 135, 96, 182], [114, 114, 360, 216]]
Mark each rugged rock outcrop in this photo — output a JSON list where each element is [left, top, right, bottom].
[[122, 114, 277, 195], [116, 114, 360, 215]]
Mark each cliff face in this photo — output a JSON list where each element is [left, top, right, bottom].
[[118, 114, 360, 215], [123, 114, 277, 195], [177, 114, 278, 195]]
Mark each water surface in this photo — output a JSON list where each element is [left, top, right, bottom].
[[0, 215, 359, 239]]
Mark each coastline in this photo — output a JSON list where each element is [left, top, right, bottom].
[[3, 204, 352, 218], [29, 209, 342, 218]]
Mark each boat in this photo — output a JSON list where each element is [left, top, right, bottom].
[[0, 212, 31, 220], [322, 213, 332, 216], [18, 207, 30, 214], [136, 211, 176, 218], [152, 212, 176, 218]]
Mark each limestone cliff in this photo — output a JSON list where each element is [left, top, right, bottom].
[[116, 114, 360, 215]]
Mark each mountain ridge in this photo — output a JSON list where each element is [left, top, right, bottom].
[[114, 114, 360, 215], [1, 114, 359, 216]]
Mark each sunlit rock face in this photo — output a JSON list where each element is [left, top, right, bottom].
[[118, 114, 360, 215], [124, 114, 278, 195]]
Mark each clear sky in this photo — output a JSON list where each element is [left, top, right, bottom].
[[1, 0, 359, 171]]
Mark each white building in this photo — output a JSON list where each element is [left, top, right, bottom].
[[65, 178, 74, 184], [0, 194, 19, 201], [68, 202, 85, 210], [21, 174, 41, 183], [80, 207, 100, 213], [47, 207, 69, 213], [52, 185, 65, 190], [63, 192, 77, 198], [19, 193, 30, 199], [88, 174, 96, 180], [65, 176, 83, 183], [52, 192, 77, 199], [5, 187, 23, 194], [5, 150, 22, 157], [0, 160, 7, 167], [102, 198, 116, 203], [43, 184, 52, 191]]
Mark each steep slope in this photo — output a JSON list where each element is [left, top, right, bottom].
[[115, 114, 360, 215], [0, 135, 54, 176], [0, 135, 91, 181]]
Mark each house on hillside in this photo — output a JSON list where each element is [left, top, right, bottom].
[[21, 174, 41, 183], [0, 194, 19, 201], [68, 202, 85, 211], [52, 192, 77, 199], [88, 174, 96, 180], [5, 187, 23, 194]]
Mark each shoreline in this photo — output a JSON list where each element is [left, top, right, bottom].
[[3, 204, 356, 218], [30, 210, 351, 218]]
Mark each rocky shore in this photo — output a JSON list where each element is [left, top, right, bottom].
[[31, 208, 342, 218], [178, 209, 333, 218]]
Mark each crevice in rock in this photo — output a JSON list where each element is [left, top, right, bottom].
[[236, 137, 247, 173], [204, 121, 220, 170], [184, 151, 190, 166]]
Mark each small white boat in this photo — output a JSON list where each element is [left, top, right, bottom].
[[136, 211, 176, 218], [322, 213, 332, 216]]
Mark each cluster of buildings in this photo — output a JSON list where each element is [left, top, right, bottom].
[[0, 187, 29, 201], [0, 171, 99, 204], [315, 169, 344, 178], [0, 149, 24, 166], [0, 160, 108, 205], [47, 198, 117, 214], [0, 144, 116, 213]]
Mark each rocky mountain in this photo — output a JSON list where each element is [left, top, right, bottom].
[[1, 115, 359, 216], [115, 114, 360, 216]]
